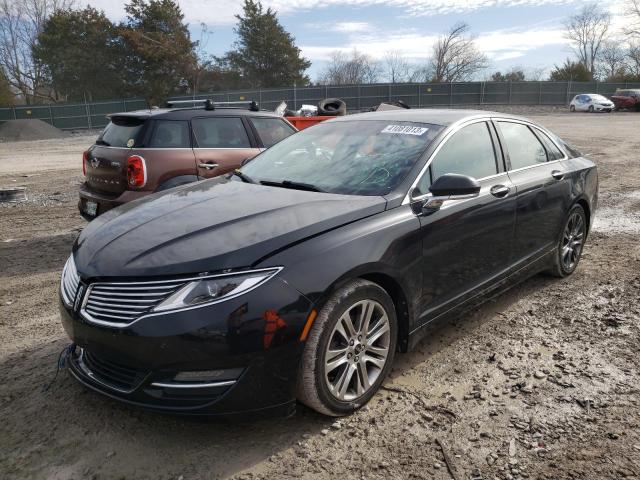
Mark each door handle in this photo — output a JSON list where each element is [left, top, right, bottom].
[[490, 185, 510, 198], [198, 163, 218, 170], [551, 170, 564, 180]]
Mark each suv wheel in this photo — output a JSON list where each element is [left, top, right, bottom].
[[549, 204, 587, 277], [297, 279, 397, 416]]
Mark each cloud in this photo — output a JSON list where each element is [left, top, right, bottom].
[[332, 22, 371, 33], [86, 0, 584, 25], [300, 26, 569, 62]]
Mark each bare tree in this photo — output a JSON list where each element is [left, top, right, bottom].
[[563, 3, 610, 78], [0, 0, 74, 104], [598, 41, 628, 80], [430, 23, 488, 82], [383, 50, 410, 83], [318, 49, 380, 85], [625, 0, 640, 38], [626, 43, 640, 77]]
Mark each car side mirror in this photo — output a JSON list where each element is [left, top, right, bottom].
[[410, 173, 481, 214]]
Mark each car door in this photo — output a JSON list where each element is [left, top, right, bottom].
[[414, 120, 517, 323], [248, 117, 297, 148], [191, 116, 261, 178], [495, 120, 570, 265]]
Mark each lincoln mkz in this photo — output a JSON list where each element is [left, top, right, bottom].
[[59, 109, 597, 417]]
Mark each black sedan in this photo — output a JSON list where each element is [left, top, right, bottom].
[[59, 109, 597, 417]]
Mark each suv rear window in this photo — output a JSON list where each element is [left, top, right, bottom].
[[250, 118, 295, 147], [192, 117, 251, 148], [149, 120, 190, 148], [99, 116, 145, 147]]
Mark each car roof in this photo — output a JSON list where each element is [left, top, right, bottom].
[[109, 107, 283, 121], [328, 108, 531, 127]]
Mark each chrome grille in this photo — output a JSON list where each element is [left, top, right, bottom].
[[82, 278, 188, 326], [60, 255, 80, 307]]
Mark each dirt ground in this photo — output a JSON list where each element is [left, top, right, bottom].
[[1, 110, 639, 480]]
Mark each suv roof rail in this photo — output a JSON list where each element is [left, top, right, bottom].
[[165, 99, 261, 112]]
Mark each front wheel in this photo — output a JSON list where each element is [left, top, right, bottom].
[[588, 105, 595, 113], [297, 279, 397, 416], [549, 204, 587, 277]]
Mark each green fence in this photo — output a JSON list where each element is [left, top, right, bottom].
[[2, 81, 640, 131]]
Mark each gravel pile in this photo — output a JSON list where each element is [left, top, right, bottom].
[[0, 119, 69, 142]]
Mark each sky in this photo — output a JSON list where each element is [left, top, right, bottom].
[[87, 0, 629, 81]]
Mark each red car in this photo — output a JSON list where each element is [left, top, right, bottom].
[[610, 89, 640, 111]]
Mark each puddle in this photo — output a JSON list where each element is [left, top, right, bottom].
[[592, 190, 640, 234]]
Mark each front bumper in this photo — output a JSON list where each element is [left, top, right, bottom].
[[59, 276, 313, 417], [593, 104, 613, 112]]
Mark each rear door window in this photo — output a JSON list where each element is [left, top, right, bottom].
[[149, 120, 190, 148], [534, 129, 565, 161], [498, 122, 548, 170], [99, 117, 145, 147], [191, 117, 251, 148], [250, 118, 296, 147]]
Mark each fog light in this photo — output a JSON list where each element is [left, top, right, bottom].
[[173, 367, 243, 382]]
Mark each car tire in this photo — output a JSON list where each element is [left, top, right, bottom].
[[588, 105, 595, 113], [570, 105, 575, 112], [296, 279, 397, 416], [548, 204, 587, 278]]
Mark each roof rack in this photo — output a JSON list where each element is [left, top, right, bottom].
[[165, 99, 260, 112]]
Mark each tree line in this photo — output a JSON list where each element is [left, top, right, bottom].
[[2, 0, 640, 107], [0, 0, 309, 105]]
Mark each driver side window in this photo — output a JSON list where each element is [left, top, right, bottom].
[[416, 121, 498, 194]]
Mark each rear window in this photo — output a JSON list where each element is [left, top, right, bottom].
[[250, 117, 296, 147], [149, 120, 190, 148], [99, 116, 145, 147], [192, 117, 251, 148]]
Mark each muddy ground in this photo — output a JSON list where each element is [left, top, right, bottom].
[[1, 110, 639, 480]]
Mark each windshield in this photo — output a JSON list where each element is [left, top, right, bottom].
[[240, 120, 443, 196], [589, 95, 609, 102]]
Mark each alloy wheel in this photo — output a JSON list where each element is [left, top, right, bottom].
[[324, 299, 391, 401], [561, 211, 585, 271]]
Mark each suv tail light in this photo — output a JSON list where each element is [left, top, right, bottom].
[[126, 155, 147, 188], [82, 151, 89, 176]]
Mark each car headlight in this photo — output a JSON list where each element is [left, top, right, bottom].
[[152, 267, 282, 312]]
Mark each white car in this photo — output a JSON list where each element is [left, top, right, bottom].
[[569, 94, 614, 113]]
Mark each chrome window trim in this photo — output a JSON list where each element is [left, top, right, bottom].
[[150, 380, 237, 389], [79, 267, 283, 329], [403, 115, 570, 205]]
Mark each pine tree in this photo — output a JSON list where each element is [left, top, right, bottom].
[[222, 0, 310, 88]]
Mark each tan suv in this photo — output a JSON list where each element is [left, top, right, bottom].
[[79, 101, 296, 219]]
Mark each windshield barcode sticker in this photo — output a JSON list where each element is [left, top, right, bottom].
[[381, 125, 428, 136]]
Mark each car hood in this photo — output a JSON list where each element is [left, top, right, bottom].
[[74, 179, 386, 278]]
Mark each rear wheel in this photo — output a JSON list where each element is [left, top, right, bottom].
[[549, 204, 587, 277], [570, 105, 576, 112], [297, 279, 397, 416]]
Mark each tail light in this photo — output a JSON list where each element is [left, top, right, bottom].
[[82, 151, 89, 176], [126, 155, 147, 188]]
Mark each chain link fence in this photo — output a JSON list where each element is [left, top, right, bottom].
[[2, 81, 639, 131]]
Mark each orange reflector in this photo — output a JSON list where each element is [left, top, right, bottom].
[[299, 309, 318, 342]]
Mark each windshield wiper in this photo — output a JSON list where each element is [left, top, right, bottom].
[[260, 180, 325, 192], [230, 170, 255, 184], [95, 139, 110, 146]]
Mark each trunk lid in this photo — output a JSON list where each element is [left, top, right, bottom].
[[85, 116, 147, 196]]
